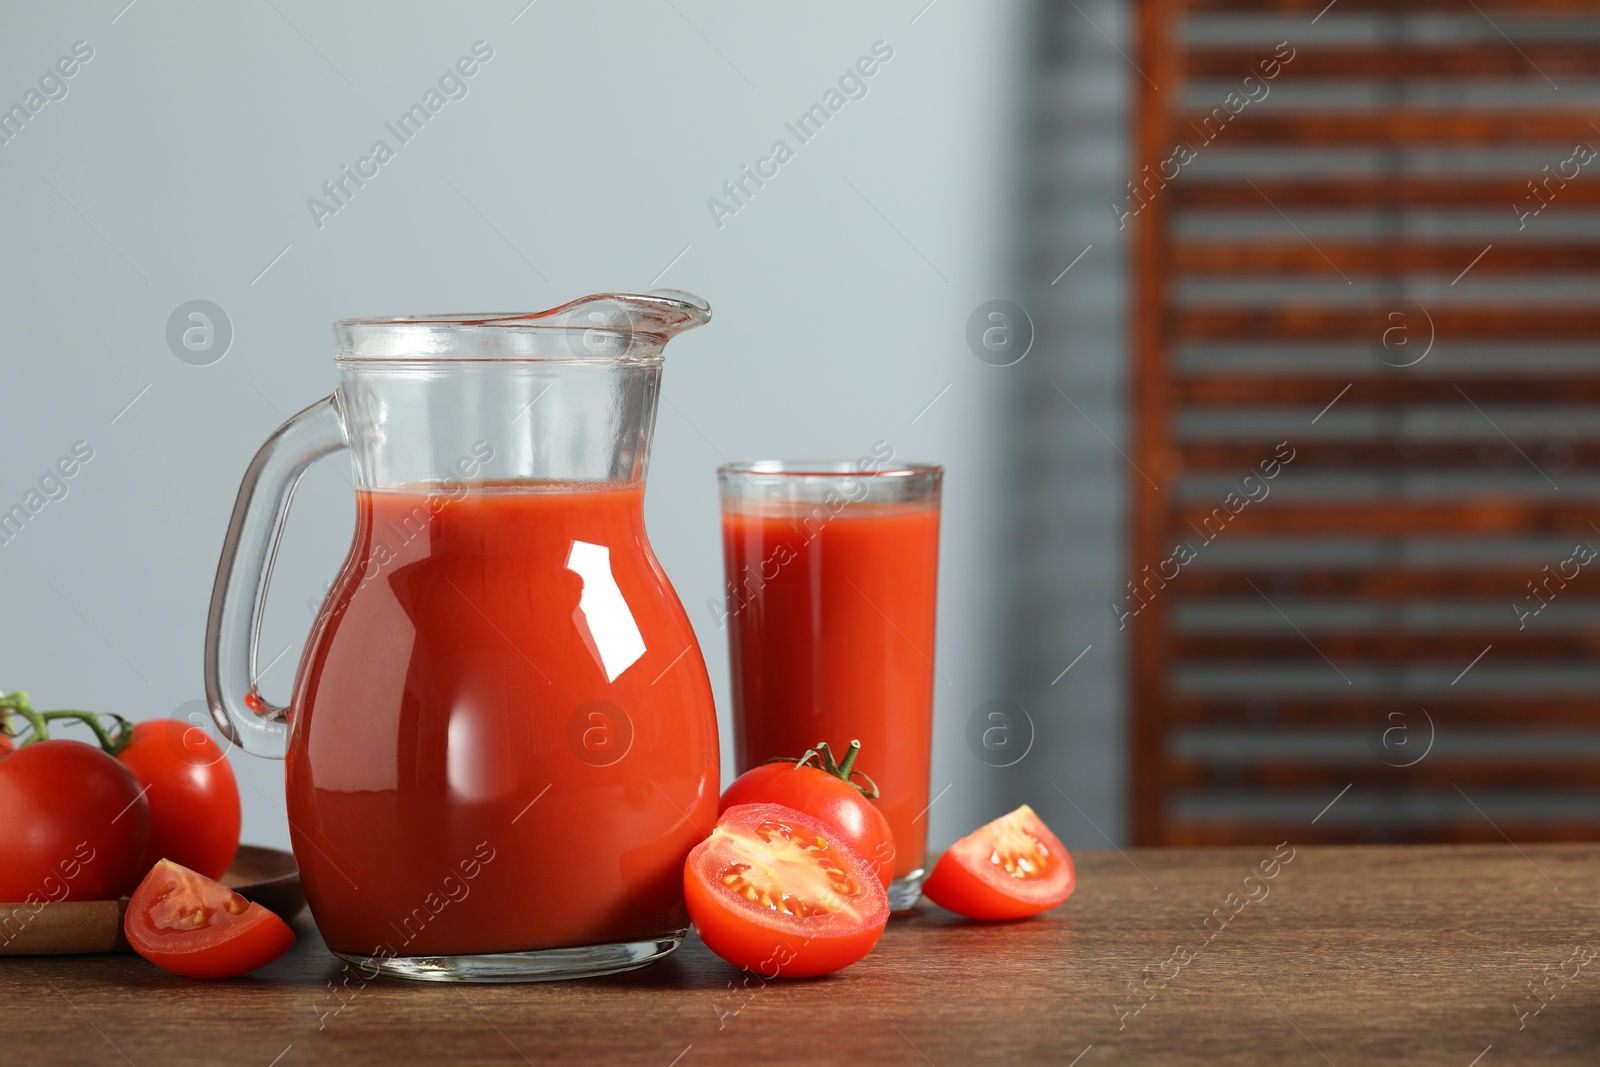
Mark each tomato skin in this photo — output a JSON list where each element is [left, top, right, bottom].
[[685, 803, 888, 979], [720, 763, 896, 887], [125, 859, 295, 978], [0, 740, 149, 903], [922, 805, 1075, 920], [117, 720, 241, 880]]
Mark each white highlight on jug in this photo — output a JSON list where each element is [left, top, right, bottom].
[[566, 542, 647, 683]]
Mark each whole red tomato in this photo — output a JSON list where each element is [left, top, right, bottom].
[[117, 719, 241, 880], [0, 739, 150, 902], [720, 741, 896, 887]]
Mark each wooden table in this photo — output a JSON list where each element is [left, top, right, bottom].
[[7, 845, 1600, 1065]]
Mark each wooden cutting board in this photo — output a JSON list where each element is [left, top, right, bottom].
[[0, 845, 303, 955]]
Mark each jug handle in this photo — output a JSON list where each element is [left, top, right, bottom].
[[204, 394, 348, 758]]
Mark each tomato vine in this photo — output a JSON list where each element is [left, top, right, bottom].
[[0, 689, 135, 756]]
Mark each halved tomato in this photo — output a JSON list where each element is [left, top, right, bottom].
[[685, 804, 888, 978], [125, 859, 294, 978], [921, 804, 1075, 920]]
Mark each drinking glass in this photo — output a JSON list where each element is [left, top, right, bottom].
[[718, 460, 942, 910]]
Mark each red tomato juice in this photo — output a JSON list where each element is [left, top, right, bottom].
[[722, 501, 940, 879], [286, 484, 718, 957]]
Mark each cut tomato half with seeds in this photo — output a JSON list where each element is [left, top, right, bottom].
[[921, 804, 1075, 920], [684, 803, 888, 978], [125, 859, 295, 978]]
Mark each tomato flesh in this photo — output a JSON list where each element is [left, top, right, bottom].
[[921, 804, 1075, 920], [719, 762, 896, 887], [125, 860, 294, 978], [685, 804, 888, 978]]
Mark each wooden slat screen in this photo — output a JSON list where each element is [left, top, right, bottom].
[[1129, 0, 1600, 845]]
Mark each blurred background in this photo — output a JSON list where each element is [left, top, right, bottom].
[[1, 0, 1596, 855]]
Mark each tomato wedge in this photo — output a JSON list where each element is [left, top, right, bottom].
[[921, 804, 1075, 920], [685, 804, 888, 978], [125, 860, 294, 978]]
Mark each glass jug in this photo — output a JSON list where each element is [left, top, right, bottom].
[[204, 292, 719, 982]]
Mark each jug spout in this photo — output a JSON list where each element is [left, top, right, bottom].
[[530, 290, 711, 346], [333, 290, 711, 362]]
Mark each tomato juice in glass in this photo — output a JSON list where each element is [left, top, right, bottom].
[[718, 461, 942, 910]]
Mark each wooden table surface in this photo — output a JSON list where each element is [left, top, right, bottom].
[[7, 844, 1600, 1066]]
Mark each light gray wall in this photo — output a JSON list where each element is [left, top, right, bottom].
[[0, 0, 1144, 861], [981, 0, 1135, 849]]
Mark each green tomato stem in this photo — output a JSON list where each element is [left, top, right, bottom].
[[0, 691, 50, 742], [39, 710, 134, 755], [763, 738, 882, 800], [0, 691, 133, 755], [836, 739, 861, 779]]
